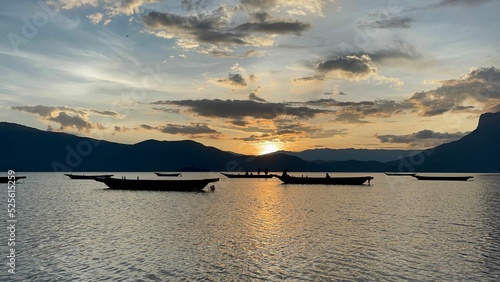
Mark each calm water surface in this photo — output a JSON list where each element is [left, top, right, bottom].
[[1, 172, 500, 281]]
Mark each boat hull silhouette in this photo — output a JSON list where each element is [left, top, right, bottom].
[[0, 176, 26, 183], [220, 172, 273, 179], [413, 175, 473, 181], [65, 174, 113, 180], [95, 177, 219, 191], [274, 174, 373, 185], [384, 172, 416, 176], [155, 173, 182, 177]]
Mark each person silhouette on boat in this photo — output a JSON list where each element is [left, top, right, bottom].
[[264, 168, 269, 175], [245, 171, 249, 176], [257, 168, 261, 175], [326, 173, 330, 178], [282, 169, 289, 178]]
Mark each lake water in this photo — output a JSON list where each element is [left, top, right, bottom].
[[1, 172, 500, 281]]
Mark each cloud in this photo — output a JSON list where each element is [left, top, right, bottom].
[[408, 0, 492, 11], [180, 0, 210, 11], [11, 105, 118, 132], [139, 122, 222, 138], [301, 98, 414, 119], [113, 126, 131, 134], [152, 107, 181, 114], [332, 39, 421, 64], [87, 13, 104, 25], [233, 121, 348, 142], [295, 54, 403, 86], [105, 0, 159, 16], [293, 75, 325, 83], [409, 67, 500, 116], [234, 20, 310, 35], [142, 10, 247, 45], [229, 119, 250, 127], [216, 73, 247, 87], [90, 109, 121, 117], [142, 3, 311, 54], [152, 99, 330, 120], [317, 55, 377, 80], [48, 112, 96, 131], [55, 0, 99, 10], [361, 16, 414, 29], [334, 112, 370, 124], [435, 0, 492, 7], [207, 49, 262, 58], [161, 123, 220, 135], [376, 129, 469, 147], [249, 92, 266, 102], [239, 0, 334, 17], [295, 67, 499, 120]]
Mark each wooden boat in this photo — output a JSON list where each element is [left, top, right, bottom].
[[384, 172, 416, 176], [273, 174, 373, 185], [155, 172, 182, 177], [64, 173, 114, 180], [220, 172, 273, 179], [94, 177, 219, 192], [413, 175, 473, 181], [0, 176, 26, 183]]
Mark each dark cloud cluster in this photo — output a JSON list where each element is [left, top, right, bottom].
[[139, 122, 221, 138], [435, 0, 492, 7], [300, 67, 500, 119], [409, 67, 500, 116], [296, 54, 390, 83], [317, 55, 376, 80], [361, 16, 414, 29], [300, 98, 414, 122], [377, 129, 468, 147], [142, 6, 310, 50], [234, 21, 310, 35], [249, 92, 266, 102], [153, 99, 329, 120], [217, 73, 247, 87], [11, 105, 112, 132]]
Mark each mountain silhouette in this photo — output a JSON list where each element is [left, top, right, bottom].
[[0, 122, 323, 172], [1, 112, 498, 172], [385, 111, 500, 172]]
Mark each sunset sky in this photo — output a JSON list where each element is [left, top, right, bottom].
[[1, 0, 499, 155]]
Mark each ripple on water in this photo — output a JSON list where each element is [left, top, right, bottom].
[[1, 173, 500, 280]]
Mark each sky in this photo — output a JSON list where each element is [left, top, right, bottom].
[[1, 0, 500, 155]]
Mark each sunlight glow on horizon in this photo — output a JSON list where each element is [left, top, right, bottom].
[[259, 142, 282, 155]]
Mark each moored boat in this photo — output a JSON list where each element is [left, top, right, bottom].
[[94, 177, 219, 191], [0, 176, 26, 183], [413, 175, 473, 181], [384, 172, 416, 176], [273, 174, 373, 185], [65, 174, 114, 180], [155, 172, 182, 177], [220, 172, 273, 179]]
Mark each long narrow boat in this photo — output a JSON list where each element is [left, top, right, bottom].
[[155, 172, 182, 177], [0, 176, 26, 183], [220, 172, 273, 179], [413, 175, 473, 181], [273, 174, 373, 185], [65, 173, 114, 180], [384, 172, 416, 176], [94, 177, 219, 192]]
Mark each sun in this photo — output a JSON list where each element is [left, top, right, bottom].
[[259, 142, 280, 155]]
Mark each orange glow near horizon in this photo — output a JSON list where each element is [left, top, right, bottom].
[[259, 142, 282, 155]]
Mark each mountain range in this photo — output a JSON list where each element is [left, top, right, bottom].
[[1, 111, 499, 172]]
